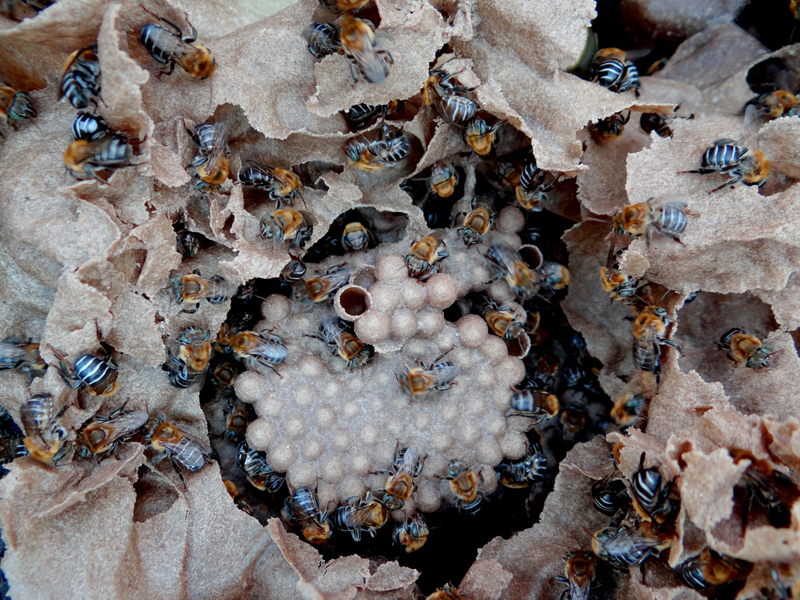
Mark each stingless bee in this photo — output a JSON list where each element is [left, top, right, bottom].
[[539, 261, 570, 295], [340, 16, 392, 84], [592, 476, 630, 516], [456, 194, 495, 246], [0, 84, 35, 127], [211, 359, 240, 389], [406, 235, 448, 281], [464, 118, 500, 155], [505, 389, 559, 427], [484, 302, 525, 340], [164, 326, 213, 389], [344, 123, 410, 170], [632, 304, 680, 385], [341, 222, 373, 252], [60, 43, 101, 109], [591, 48, 637, 94], [305, 22, 340, 59], [439, 458, 485, 514], [260, 209, 314, 250], [515, 160, 554, 212], [612, 197, 689, 246], [426, 584, 464, 600], [678, 548, 749, 589], [317, 0, 370, 14], [145, 416, 211, 473], [426, 162, 459, 198], [76, 404, 148, 458], [555, 550, 596, 600], [630, 453, 677, 524], [20, 393, 69, 464], [223, 398, 251, 440], [237, 440, 286, 493], [610, 391, 649, 429], [746, 90, 800, 119], [0, 337, 46, 381], [717, 328, 774, 369], [304, 263, 351, 303], [485, 242, 539, 299], [592, 519, 673, 568], [370, 442, 425, 510], [679, 105, 770, 193], [398, 348, 459, 396], [52, 323, 119, 397], [175, 224, 200, 258], [393, 512, 429, 553], [71, 112, 108, 141], [729, 447, 800, 527], [139, 7, 216, 79], [592, 111, 630, 142], [423, 65, 478, 123], [280, 259, 307, 285], [225, 329, 287, 377], [170, 271, 236, 313], [239, 162, 303, 208], [281, 484, 332, 545], [305, 316, 373, 369], [332, 490, 389, 541], [63, 131, 139, 184], [496, 441, 547, 489], [600, 249, 641, 304], [187, 122, 229, 192]]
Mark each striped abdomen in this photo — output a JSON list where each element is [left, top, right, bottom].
[[94, 135, 132, 165], [441, 94, 477, 123], [292, 488, 321, 521], [61, 46, 101, 109], [654, 204, 687, 236], [702, 144, 743, 170], [170, 437, 207, 471], [74, 353, 117, 390], [139, 24, 179, 64], [633, 337, 659, 373], [596, 58, 626, 91], [618, 61, 640, 93], [632, 468, 662, 514]]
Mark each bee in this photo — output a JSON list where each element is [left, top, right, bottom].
[[76, 405, 148, 458], [20, 393, 69, 464], [71, 112, 108, 141], [423, 66, 478, 123], [647, 57, 668, 75], [175, 227, 200, 259], [406, 235, 448, 281], [630, 454, 677, 524], [632, 305, 680, 384], [678, 548, 748, 589], [592, 111, 631, 141], [164, 327, 213, 389], [515, 160, 554, 212], [305, 316, 373, 369], [0, 337, 46, 381], [484, 302, 526, 340], [227, 330, 287, 377], [398, 348, 459, 396], [305, 22, 340, 59], [486, 242, 539, 299], [621, 61, 640, 95], [591, 476, 630, 516], [280, 259, 307, 285], [456, 194, 495, 246], [639, 106, 693, 139], [506, 389, 559, 429], [729, 447, 800, 527], [332, 490, 389, 541], [393, 512, 429, 553], [340, 16, 392, 84], [237, 440, 286, 493], [539, 261, 570, 294], [239, 163, 303, 208], [139, 8, 216, 79], [187, 122, 229, 192], [426, 162, 459, 198], [0, 406, 26, 470], [496, 441, 547, 489], [211, 359, 240, 389], [717, 328, 774, 369], [304, 263, 351, 303], [0, 84, 35, 126], [63, 132, 138, 184], [54, 326, 119, 397], [317, 0, 370, 14], [600, 249, 640, 304], [679, 105, 769, 193], [59, 43, 101, 109], [344, 124, 410, 170], [341, 222, 373, 252], [223, 398, 251, 441], [260, 209, 314, 250], [610, 392, 649, 429], [555, 551, 596, 600], [592, 520, 673, 568], [344, 102, 386, 129], [145, 416, 210, 473], [590, 48, 630, 94], [746, 90, 800, 119], [612, 197, 689, 245], [497, 155, 524, 188], [370, 442, 425, 510], [170, 271, 236, 313], [426, 584, 464, 600], [281, 485, 332, 545], [464, 118, 500, 155], [439, 458, 484, 514]]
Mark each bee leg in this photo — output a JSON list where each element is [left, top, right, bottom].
[[157, 61, 176, 79], [180, 303, 200, 314], [83, 163, 110, 184], [169, 456, 188, 491], [182, 23, 199, 45]]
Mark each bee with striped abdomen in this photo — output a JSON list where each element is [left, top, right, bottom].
[[632, 304, 680, 385], [406, 235, 448, 282], [344, 123, 410, 170], [280, 260, 307, 285], [305, 316, 373, 369], [227, 329, 287, 377], [77, 404, 148, 458], [164, 327, 213, 389], [486, 242, 540, 299], [423, 65, 478, 123], [398, 348, 459, 396], [260, 209, 314, 250], [0, 337, 45, 381], [393, 512, 429, 553], [515, 160, 554, 212], [464, 117, 501, 155], [139, 7, 215, 79], [484, 302, 526, 340], [590, 48, 629, 94], [592, 519, 673, 569], [592, 476, 630, 516], [239, 162, 303, 208], [506, 389, 559, 428], [426, 162, 459, 198], [53, 324, 119, 397], [20, 393, 69, 464], [456, 194, 495, 246], [71, 112, 108, 141], [539, 261, 570, 295], [332, 490, 389, 541], [612, 197, 689, 246], [340, 16, 392, 84], [370, 442, 425, 510], [170, 271, 236, 313], [630, 454, 677, 525], [496, 441, 547, 489], [145, 416, 211, 473], [717, 328, 774, 369], [281, 485, 332, 545], [439, 458, 485, 514], [678, 548, 749, 589], [237, 440, 286, 493], [60, 43, 101, 109], [305, 22, 340, 59], [187, 122, 229, 192], [303, 263, 351, 303], [600, 249, 640, 304], [63, 131, 139, 184], [746, 90, 800, 119]]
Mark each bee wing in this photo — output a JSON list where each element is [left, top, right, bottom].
[[431, 364, 460, 386], [105, 410, 149, 442], [743, 104, 760, 150], [20, 401, 45, 439], [159, 434, 209, 469], [205, 123, 229, 173]]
